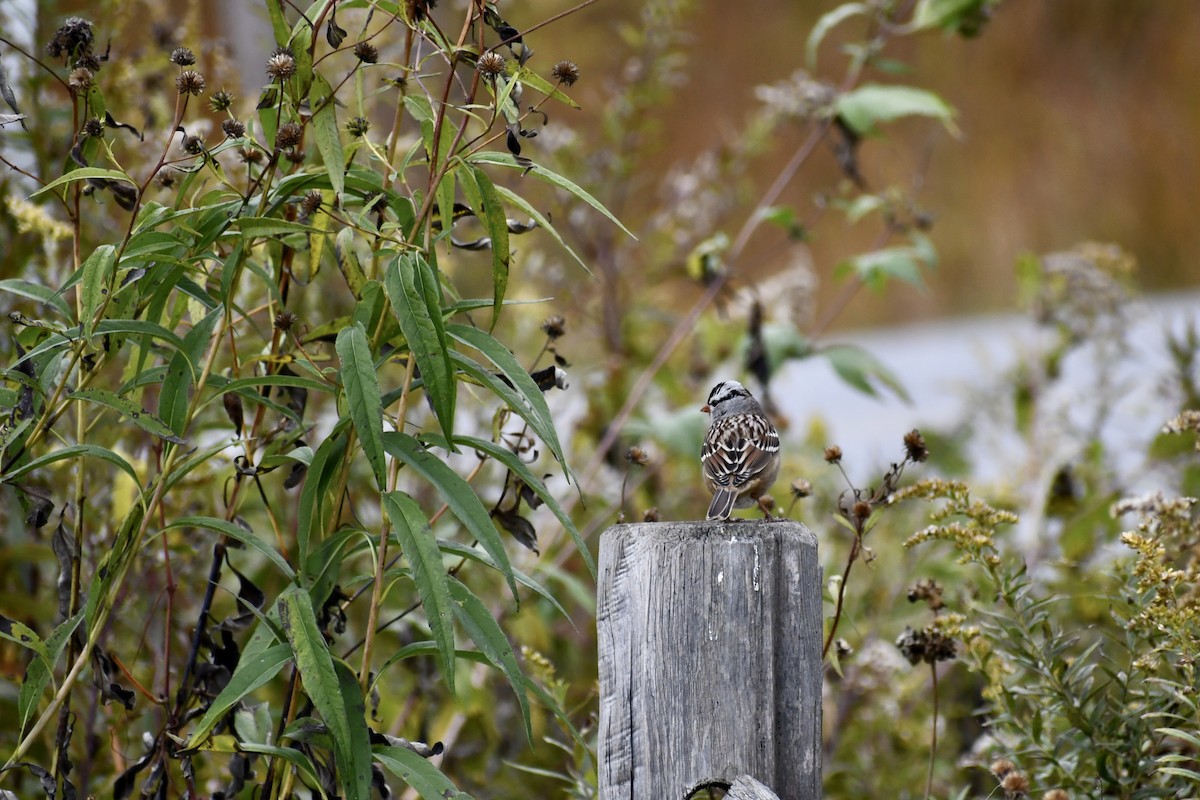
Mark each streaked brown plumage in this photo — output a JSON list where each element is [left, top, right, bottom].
[[701, 380, 780, 521]]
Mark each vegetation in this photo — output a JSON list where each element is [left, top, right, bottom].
[[1, 1, 1197, 799]]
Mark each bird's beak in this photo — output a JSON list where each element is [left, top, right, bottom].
[[701, 404, 711, 413]]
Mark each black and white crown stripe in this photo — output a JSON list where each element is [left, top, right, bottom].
[[706, 379, 752, 409]]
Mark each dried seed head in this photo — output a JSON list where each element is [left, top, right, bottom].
[[1042, 791, 1068, 800], [275, 121, 303, 150], [852, 500, 872, 521], [48, 17, 94, 62], [790, 478, 812, 499], [209, 89, 234, 112], [82, 117, 104, 138], [170, 47, 196, 66], [1001, 772, 1030, 796], [990, 759, 1017, 779], [551, 60, 580, 86], [273, 310, 298, 332], [68, 67, 93, 91], [176, 70, 206, 96], [907, 578, 945, 611], [903, 429, 929, 462], [182, 135, 204, 155], [346, 116, 370, 138], [156, 167, 179, 188], [625, 446, 650, 467], [353, 41, 379, 64], [541, 315, 566, 339], [476, 50, 506, 78], [221, 118, 246, 139], [285, 148, 306, 164], [824, 445, 843, 464], [266, 52, 297, 82], [239, 146, 264, 164], [74, 53, 101, 72], [300, 190, 323, 217]]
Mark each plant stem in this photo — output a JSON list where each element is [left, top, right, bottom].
[[926, 660, 939, 800], [823, 533, 861, 660], [360, 354, 417, 692]]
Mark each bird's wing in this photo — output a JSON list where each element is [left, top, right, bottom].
[[701, 414, 779, 490]]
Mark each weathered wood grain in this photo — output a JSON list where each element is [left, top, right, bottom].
[[727, 774, 784, 800], [597, 521, 821, 800]]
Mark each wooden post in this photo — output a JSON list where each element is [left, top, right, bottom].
[[597, 521, 822, 800]]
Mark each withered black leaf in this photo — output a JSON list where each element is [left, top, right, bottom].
[[326, 13, 347, 48], [515, 475, 544, 510], [104, 110, 143, 140], [223, 391, 244, 434], [221, 558, 265, 631], [493, 509, 537, 554], [20, 486, 54, 529], [91, 647, 135, 709], [530, 365, 568, 391], [113, 747, 155, 800]]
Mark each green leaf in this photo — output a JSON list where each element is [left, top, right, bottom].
[[467, 151, 636, 240], [383, 491, 457, 695], [448, 576, 531, 742], [470, 167, 510, 329], [29, 167, 135, 198], [435, 538, 573, 623], [427, 432, 594, 579], [166, 515, 296, 580], [0, 614, 48, 660], [18, 611, 83, 737], [910, 0, 987, 31], [298, 433, 349, 579], [806, 3, 870, 69], [69, 388, 186, 444], [374, 745, 474, 800], [237, 743, 328, 799], [0, 443, 140, 487], [183, 643, 292, 751], [208, 374, 333, 405], [446, 324, 568, 473], [94, 320, 187, 354], [279, 586, 370, 800], [79, 244, 116, 340], [820, 343, 911, 402], [382, 431, 518, 601], [159, 306, 222, 439], [335, 226, 368, 299], [336, 324, 387, 492], [835, 84, 958, 135], [332, 658, 373, 800], [310, 72, 345, 201], [490, 183, 591, 274], [509, 62, 579, 108], [384, 252, 456, 442], [0, 279, 72, 317], [265, 0, 290, 45], [235, 217, 319, 237]]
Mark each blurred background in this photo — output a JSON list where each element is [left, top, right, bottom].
[[206, 0, 1200, 322]]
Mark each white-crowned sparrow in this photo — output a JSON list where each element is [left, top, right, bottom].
[[701, 380, 781, 521]]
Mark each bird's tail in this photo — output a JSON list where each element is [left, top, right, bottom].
[[706, 490, 736, 521]]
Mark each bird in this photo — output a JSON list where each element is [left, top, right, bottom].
[[700, 380, 781, 521]]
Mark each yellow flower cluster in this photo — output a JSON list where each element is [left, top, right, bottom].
[[6, 196, 73, 241]]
